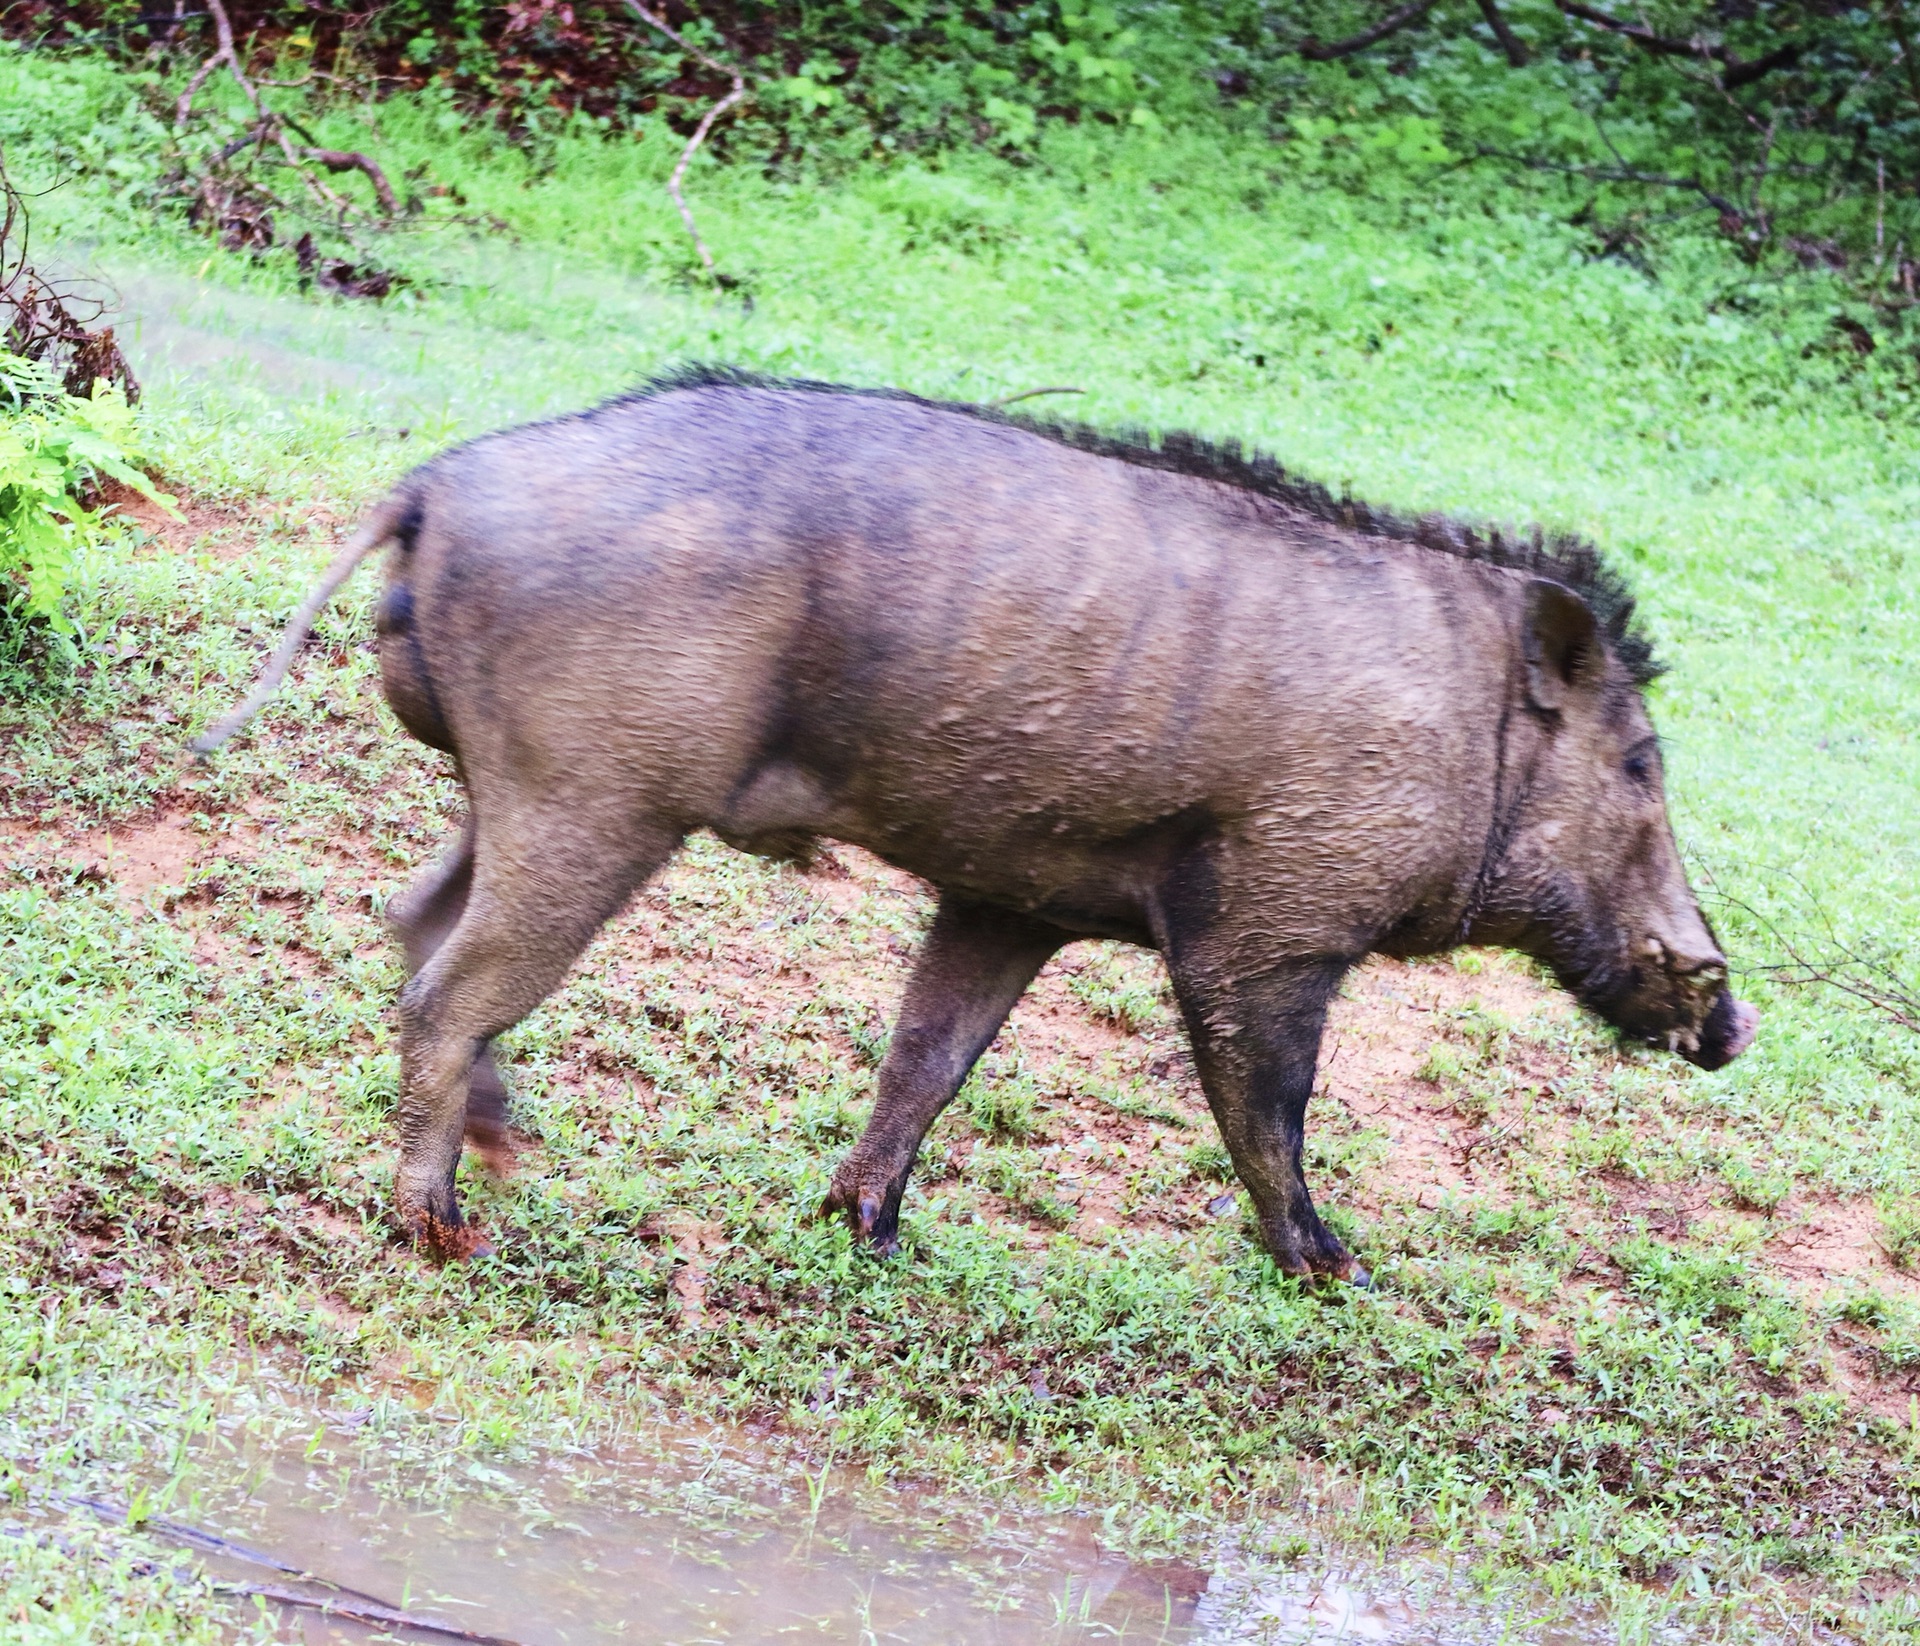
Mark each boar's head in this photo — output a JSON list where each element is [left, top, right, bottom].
[[1476, 579, 1757, 1070]]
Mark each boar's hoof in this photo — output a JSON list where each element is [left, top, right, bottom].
[[820, 1179, 903, 1257], [399, 1199, 495, 1263], [424, 1218, 495, 1262], [1268, 1225, 1370, 1288], [1277, 1255, 1371, 1290]]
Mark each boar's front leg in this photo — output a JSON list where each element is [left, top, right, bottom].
[[825, 894, 1065, 1254], [1164, 951, 1367, 1285], [388, 818, 513, 1172]]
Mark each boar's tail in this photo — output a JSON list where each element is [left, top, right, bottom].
[[189, 493, 412, 758]]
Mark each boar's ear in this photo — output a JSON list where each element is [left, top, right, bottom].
[[1522, 579, 1601, 713]]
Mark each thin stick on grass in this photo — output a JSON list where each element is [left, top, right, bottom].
[[214, 1581, 532, 1646], [1701, 866, 1920, 1037], [988, 386, 1086, 406], [619, 1, 750, 279]]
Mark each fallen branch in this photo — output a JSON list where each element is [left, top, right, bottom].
[[72, 1496, 530, 1646], [1299, 0, 1439, 60], [70, 1496, 384, 1603], [306, 148, 399, 216], [0, 151, 139, 400], [174, 0, 396, 227], [1469, 143, 1745, 219], [619, 0, 751, 278], [214, 1581, 532, 1646]]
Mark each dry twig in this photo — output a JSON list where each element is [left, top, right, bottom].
[[0, 153, 138, 400], [1702, 867, 1920, 1038], [174, 0, 396, 228], [988, 385, 1086, 406], [619, 0, 750, 277]]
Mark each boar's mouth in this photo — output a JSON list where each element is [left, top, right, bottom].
[[1531, 907, 1725, 1062], [1552, 949, 1753, 1068]]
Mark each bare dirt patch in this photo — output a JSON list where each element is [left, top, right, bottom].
[[93, 476, 247, 557]]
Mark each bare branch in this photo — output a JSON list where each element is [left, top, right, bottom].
[[619, 0, 752, 279], [667, 83, 746, 276], [1299, 0, 1440, 61], [1, 149, 140, 400], [173, 53, 220, 127], [305, 149, 398, 217], [170, 0, 397, 227], [1701, 866, 1920, 1039], [1476, 0, 1531, 67], [1470, 143, 1744, 217], [213, 1583, 532, 1646], [1554, 0, 1803, 88], [1884, 0, 1920, 115], [1722, 44, 1803, 89], [618, 0, 744, 84]]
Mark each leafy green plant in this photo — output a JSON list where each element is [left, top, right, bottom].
[[972, 1142, 1076, 1226], [1831, 1290, 1890, 1329], [0, 356, 173, 673], [1416, 1039, 1470, 1085], [1615, 1238, 1752, 1322]]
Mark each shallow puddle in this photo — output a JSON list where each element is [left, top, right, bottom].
[[102, 1398, 1629, 1646], [165, 1419, 1204, 1645]]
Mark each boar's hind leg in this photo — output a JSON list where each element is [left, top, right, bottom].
[[388, 818, 513, 1171], [395, 817, 681, 1259], [825, 895, 1066, 1254], [1165, 953, 1367, 1285]]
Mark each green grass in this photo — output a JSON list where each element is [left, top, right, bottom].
[[2, 42, 1920, 1644]]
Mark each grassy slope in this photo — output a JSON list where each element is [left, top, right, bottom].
[[3, 47, 1919, 1644]]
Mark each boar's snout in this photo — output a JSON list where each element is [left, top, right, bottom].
[[1621, 932, 1757, 1069], [1684, 989, 1759, 1070]]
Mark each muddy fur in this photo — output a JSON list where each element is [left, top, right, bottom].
[[286, 372, 1754, 1278]]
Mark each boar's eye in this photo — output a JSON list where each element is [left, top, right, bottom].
[[1623, 744, 1657, 788]]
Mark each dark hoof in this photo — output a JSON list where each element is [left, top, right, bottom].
[[1285, 1259, 1370, 1290], [1268, 1232, 1369, 1289], [820, 1181, 902, 1255]]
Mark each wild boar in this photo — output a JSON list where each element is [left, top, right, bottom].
[[196, 367, 1756, 1282]]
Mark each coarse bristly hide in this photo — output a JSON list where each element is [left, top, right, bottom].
[[630, 363, 1664, 688]]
